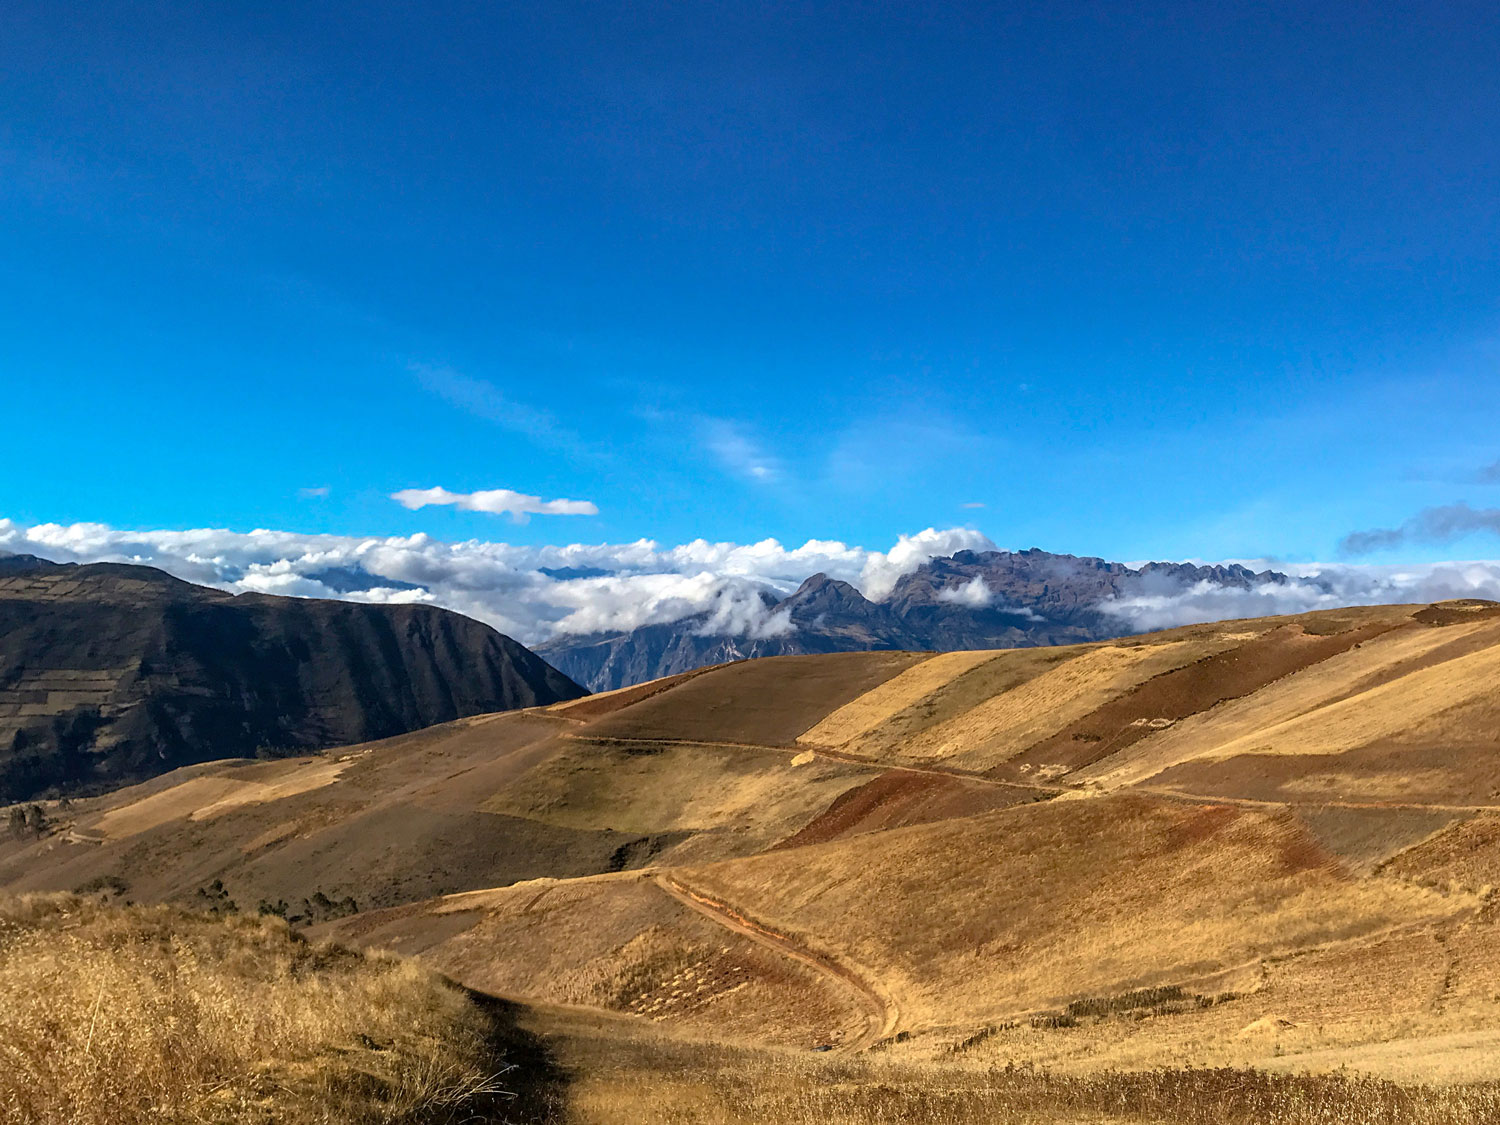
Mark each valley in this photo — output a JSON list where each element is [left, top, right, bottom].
[[6, 596, 1500, 1121]]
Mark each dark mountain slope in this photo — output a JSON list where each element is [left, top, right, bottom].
[[0, 556, 584, 801], [538, 549, 1288, 690]]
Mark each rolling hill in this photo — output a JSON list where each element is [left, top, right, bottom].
[[0, 555, 584, 802], [6, 596, 1500, 1102]]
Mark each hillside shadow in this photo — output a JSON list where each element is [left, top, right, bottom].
[[465, 991, 572, 1123]]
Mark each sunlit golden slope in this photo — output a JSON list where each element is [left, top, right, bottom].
[[9, 599, 1500, 1082]]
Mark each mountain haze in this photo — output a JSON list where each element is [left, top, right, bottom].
[[539, 548, 1286, 690]]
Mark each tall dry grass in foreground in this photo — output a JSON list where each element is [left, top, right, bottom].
[[0, 894, 507, 1125], [555, 1030, 1500, 1125]]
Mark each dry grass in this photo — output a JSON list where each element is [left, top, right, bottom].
[[89, 775, 259, 839], [1294, 806, 1462, 874], [0, 894, 508, 1125], [1155, 638, 1500, 767], [482, 737, 875, 864], [85, 759, 351, 840], [894, 643, 1194, 770], [578, 1066, 1500, 1125], [355, 794, 1480, 1063], [1076, 619, 1495, 790], [682, 794, 1470, 1030], [536, 1016, 1500, 1124], [392, 875, 862, 1047], [797, 651, 1003, 749], [581, 651, 925, 747], [1384, 813, 1500, 891]]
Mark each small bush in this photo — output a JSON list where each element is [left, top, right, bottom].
[[193, 878, 237, 915], [73, 875, 129, 900]]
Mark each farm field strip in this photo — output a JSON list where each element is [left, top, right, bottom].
[[564, 732, 1500, 818]]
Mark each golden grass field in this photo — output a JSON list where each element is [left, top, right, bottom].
[[796, 649, 1004, 749], [0, 893, 511, 1125], [9, 599, 1500, 1120], [502, 1003, 1500, 1125]]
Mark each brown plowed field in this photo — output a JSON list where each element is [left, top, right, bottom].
[[581, 651, 926, 745]]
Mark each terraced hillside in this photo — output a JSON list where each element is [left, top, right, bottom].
[[6, 598, 1500, 1083]]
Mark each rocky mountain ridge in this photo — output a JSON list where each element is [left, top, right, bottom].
[[537, 548, 1287, 690]]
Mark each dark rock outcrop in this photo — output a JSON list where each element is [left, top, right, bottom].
[[0, 556, 584, 801]]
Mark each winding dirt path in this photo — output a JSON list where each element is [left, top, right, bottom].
[[654, 873, 898, 1051], [566, 732, 1057, 795]]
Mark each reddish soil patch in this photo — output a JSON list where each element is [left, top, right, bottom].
[[1163, 803, 1240, 849], [1412, 600, 1500, 627], [1000, 621, 1401, 777], [1271, 812, 1342, 875], [775, 769, 1036, 849], [1161, 803, 1334, 875]]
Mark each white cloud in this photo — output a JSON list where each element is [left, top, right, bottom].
[[0, 518, 986, 645], [701, 418, 782, 484], [392, 486, 599, 522], [297, 486, 330, 499], [936, 575, 994, 607], [9, 517, 1498, 649], [1340, 503, 1500, 556], [932, 574, 1042, 619], [859, 527, 997, 599]]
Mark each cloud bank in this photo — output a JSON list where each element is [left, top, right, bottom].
[[1098, 559, 1500, 632], [7, 518, 1500, 647], [0, 520, 989, 645]]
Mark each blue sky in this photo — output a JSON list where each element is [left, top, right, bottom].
[[3, 1, 1499, 565]]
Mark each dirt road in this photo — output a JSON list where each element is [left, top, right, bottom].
[[654, 873, 898, 1050]]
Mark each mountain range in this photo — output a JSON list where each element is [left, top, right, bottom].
[[537, 548, 1286, 690], [0, 554, 583, 802]]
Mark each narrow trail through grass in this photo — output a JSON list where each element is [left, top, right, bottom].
[[654, 874, 898, 1050]]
